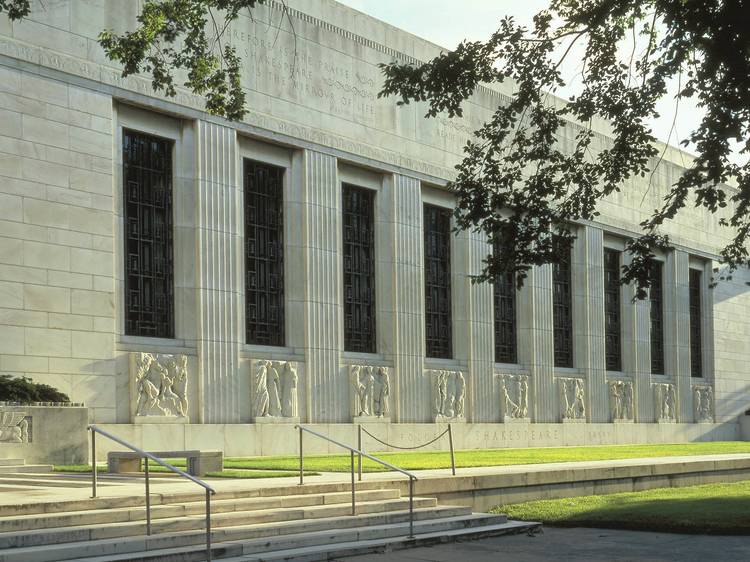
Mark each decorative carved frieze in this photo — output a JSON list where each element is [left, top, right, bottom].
[[429, 370, 467, 422], [130, 353, 189, 422], [350, 365, 391, 421], [653, 383, 677, 422], [253, 360, 299, 421], [608, 380, 634, 422], [0, 412, 30, 443], [693, 385, 714, 423], [500, 374, 529, 421], [559, 377, 586, 421]]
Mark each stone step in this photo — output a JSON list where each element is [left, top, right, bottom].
[[0, 459, 24, 467], [0, 480, 392, 518], [0, 506, 472, 562], [0, 464, 53, 474], [0, 488, 402, 533], [219, 519, 541, 562], [0, 475, 92, 487], [0, 497, 439, 549]]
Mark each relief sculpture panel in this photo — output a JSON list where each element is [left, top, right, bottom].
[[559, 378, 586, 422], [350, 365, 391, 421], [253, 360, 299, 422], [609, 380, 634, 422], [500, 374, 530, 422], [130, 353, 189, 423], [653, 383, 677, 423], [693, 385, 714, 423], [429, 370, 467, 422], [0, 412, 30, 443]]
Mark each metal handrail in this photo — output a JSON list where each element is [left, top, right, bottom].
[[87, 425, 216, 561], [295, 424, 418, 538]]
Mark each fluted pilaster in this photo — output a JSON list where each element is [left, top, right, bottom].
[[195, 121, 242, 423], [668, 251, 692, 420]]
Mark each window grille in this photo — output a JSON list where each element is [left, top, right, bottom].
[[604, 248, 622, 371], [424, 204, 453, 359], [123, 130, 175, 338]]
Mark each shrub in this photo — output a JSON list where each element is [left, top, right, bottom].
[[0, 375, 70, 403]]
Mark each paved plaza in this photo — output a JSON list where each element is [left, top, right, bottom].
[[338, 527, 750, 562]]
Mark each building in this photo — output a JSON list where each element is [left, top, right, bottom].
[[0, 0, 747, 455]]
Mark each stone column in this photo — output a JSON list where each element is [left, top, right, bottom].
[[195, 121, 242, 423], [577, 226, 608, 422], [301, 150, 344, 422], [383, 174, 426, 422], [667, 250, 692, 420], [518, 264, 555, 422], [464, 230, 496, 422]]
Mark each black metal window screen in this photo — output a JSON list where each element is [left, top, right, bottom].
[[649, 261, 665, 374], [245, 160, 285, 346], [123, 129, 175, 338], [689, 268, 703, 377], [343, 184, 376, 353], [604, 248, 622, 371], [424, 204, 452, 359], [553, 245, 573, 367], [493, 243, 517, 363]]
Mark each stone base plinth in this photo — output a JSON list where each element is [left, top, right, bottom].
[[656, 419, 677, 424], [134, 416, 188, 424], [504, 417, 531, 424], [562, 418, 586, 423], [252, 416, 300, 424], [353, 416, 391, 424], [434, 415, 466, 423], [613, 419, 635, 424]]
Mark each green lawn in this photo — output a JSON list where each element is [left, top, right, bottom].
[[492, 480, 750, 534], [54, 441, 750, 477], [222, 441, 750, 473]]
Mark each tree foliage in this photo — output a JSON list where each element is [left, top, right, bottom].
[[0, 375, 70, 403], [380, 0, 750, 297], [2, 0, 269, 120]]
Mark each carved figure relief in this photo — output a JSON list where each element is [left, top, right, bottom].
[[350, 365, 390, 418], [253, 360, 299, 419], [653, 383, 677, 422], [131, 353, 189, 418], [429, 370, 467, 421], [0, 412, 30, 443], [693, 385, 714, 423], [559, 377, 586, 421], [609, 380, 634, 421], [501, 374, 529, 419]]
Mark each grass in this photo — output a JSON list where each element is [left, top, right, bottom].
[[54, 441, 750, 477], [221, 441, 750, 473], [491, 480, 750, 534]]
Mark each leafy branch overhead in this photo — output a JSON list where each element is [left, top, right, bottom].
[[2, 0, 265, 120], [380, 0, 750, 297]]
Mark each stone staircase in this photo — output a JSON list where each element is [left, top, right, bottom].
[[0, 480, 539, 561]]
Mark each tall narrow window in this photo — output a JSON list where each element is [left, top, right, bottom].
[[343, 184, 376, 353], [123, 129, 174, 338], [245, 160, 285, 346], [689, 268, 703, 377], [604, 248, 622, 371], [424, 204, 452, 359], [493, 243, 517, 363], [649, 261, 665, 374], [553, 245, 573, 367]]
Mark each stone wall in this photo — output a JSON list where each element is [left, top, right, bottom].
[[0, 0, 748, 437], [0, 403, 88, 463]]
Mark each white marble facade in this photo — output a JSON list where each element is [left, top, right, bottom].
[[0, 0, 743, 442]]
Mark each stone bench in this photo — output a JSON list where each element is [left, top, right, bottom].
[[107, 450, 223, 477]]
